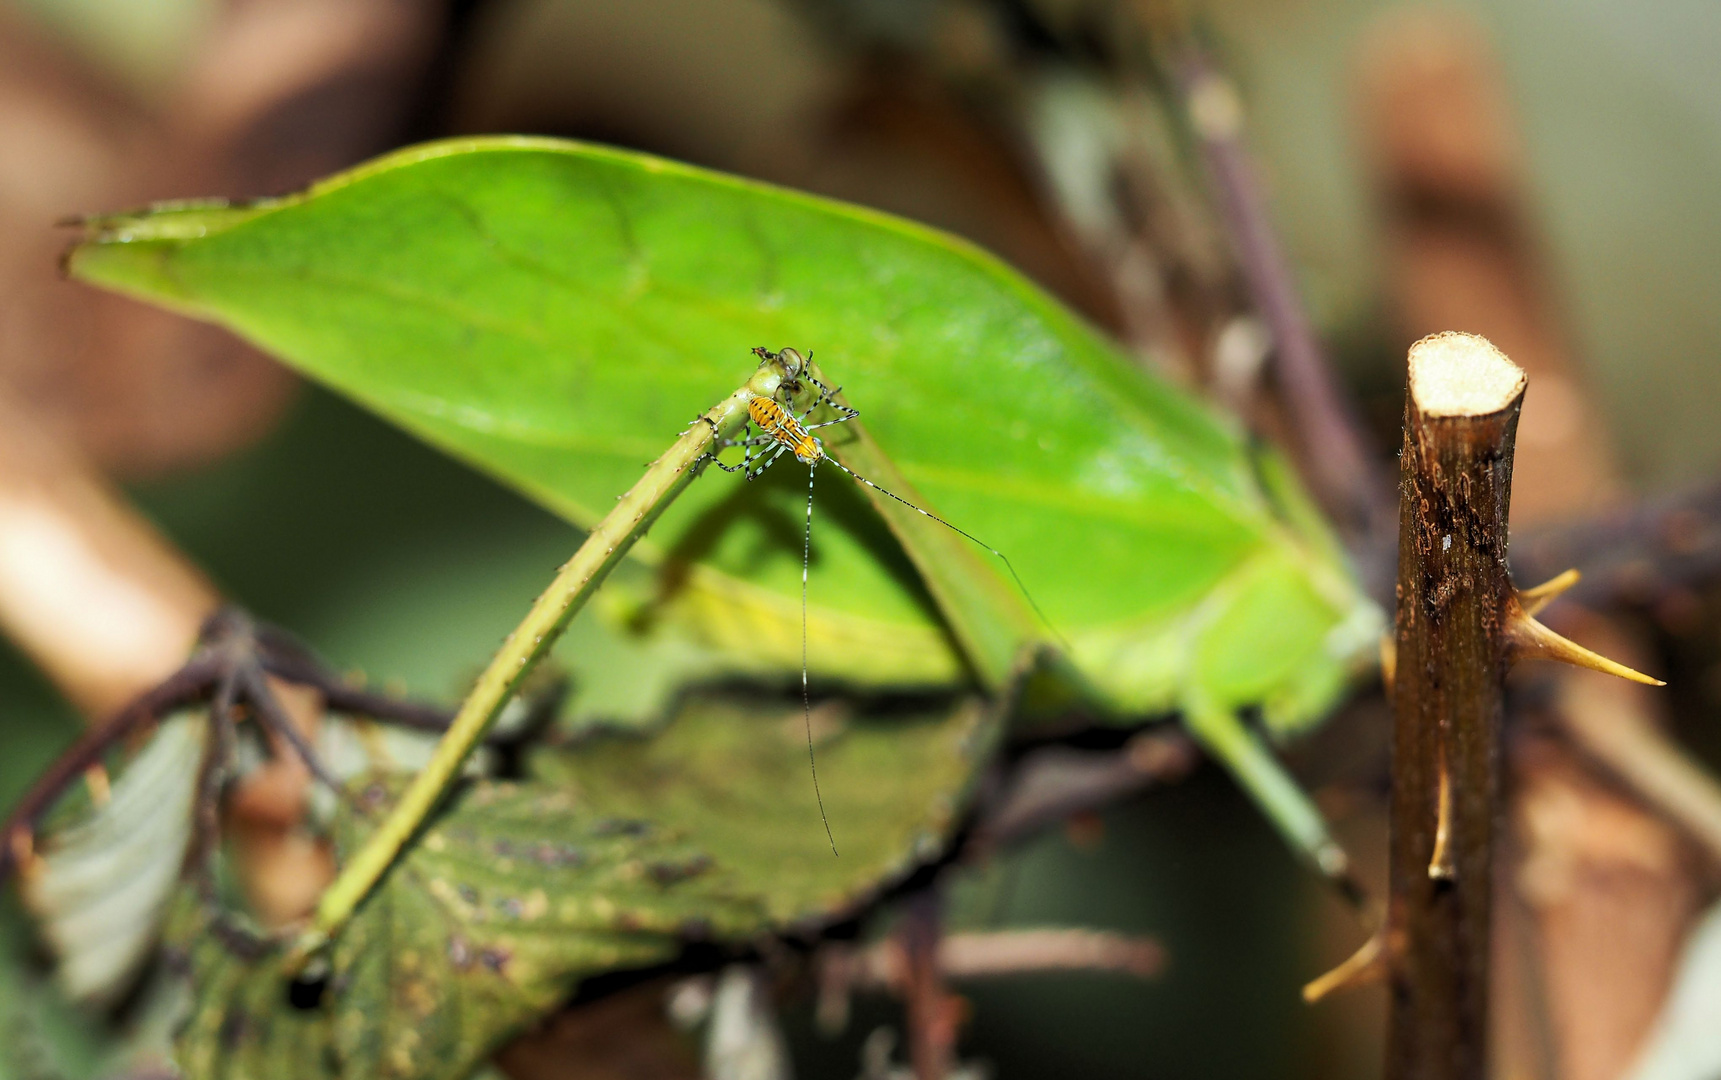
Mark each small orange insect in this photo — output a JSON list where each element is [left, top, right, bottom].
[[714, 346, 1054, 854], [714, 346, 857, 477]]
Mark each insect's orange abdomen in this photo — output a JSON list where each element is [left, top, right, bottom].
[[749, 396, 822, 463], [746, 396, 780, 428]]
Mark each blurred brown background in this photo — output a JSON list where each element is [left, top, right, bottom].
[[2, 2, 1720, 1079]]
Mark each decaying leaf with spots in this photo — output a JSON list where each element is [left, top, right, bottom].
[[169, 691, 993, 1080], [530, 694, 997, 921], [166, 896, 337, 1080], [326, 777, 766, 1079]]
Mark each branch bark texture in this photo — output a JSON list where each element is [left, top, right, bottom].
[[1388, 332, 1526, 1080]]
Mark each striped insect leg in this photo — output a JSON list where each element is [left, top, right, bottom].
[[800, 458, 836, 854], [746, 444, 789, 482], [712, 421, 763, 474], [798, 375, 860, 432]]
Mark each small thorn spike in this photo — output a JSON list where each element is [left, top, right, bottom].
[[1303, 930, 1389, 1003], [1428, 765, 1455, 880], [1506, 602, 1665, 686], [8, 829, 42, 881], [83, 763, 112, 807], [1517, 567, 1581, 619]]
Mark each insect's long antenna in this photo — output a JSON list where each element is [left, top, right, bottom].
[[821, 457, 1069, 651], [804, 458, 838, 856]]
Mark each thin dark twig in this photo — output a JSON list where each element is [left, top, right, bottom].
[[0, 605, 465, 893], [250, 622, 326, 672], [1176, 45, 1395, 570], [238, 666, 342, 791], [188, 667, 240, 879], [315, 681, 460, 732], [0, 656, 218, 882], [190, 671, 273, 959], [971, 730, 1199, 851], [258, 651, 456, 731], [0, 602, 533, 966], [901, 889, 956, 1080], [1513, 479, 1721, 610]]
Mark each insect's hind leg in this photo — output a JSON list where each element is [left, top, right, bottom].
[[746, 445, 789, 482], [797, 374, 861, 432], [710, 422, 765, 474], [803, 409, 859, 433]]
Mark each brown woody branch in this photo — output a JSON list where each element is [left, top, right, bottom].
[[1383, 333, 1661, 1080], [1387, 332, 1528, 1080]]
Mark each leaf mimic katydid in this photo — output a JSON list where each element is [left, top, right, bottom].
[[284, 342, 1037, 965], [66, 136, 1385, 895], [715, 344, 1062, 855]]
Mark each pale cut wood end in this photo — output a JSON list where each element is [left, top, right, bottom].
[[1408, 331, 1526, 418]]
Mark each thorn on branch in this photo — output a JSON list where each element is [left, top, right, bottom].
[[1516, 568, 1581, 619], [1503, 596, 1665, 686], [1303, 928, 1389, 1004]]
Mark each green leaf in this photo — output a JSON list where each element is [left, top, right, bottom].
[[0, 901, 115, 1080], [67, 137, 1377, 728], [529, 696, 994, 916], [169, 691, 991, 1080], [169, 906, 336, 1080], [324, 781, 756, 1079]]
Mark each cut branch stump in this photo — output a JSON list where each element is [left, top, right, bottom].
[[1383, 331, 1661, 1079], [1387, 332, 1527, 1080]]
